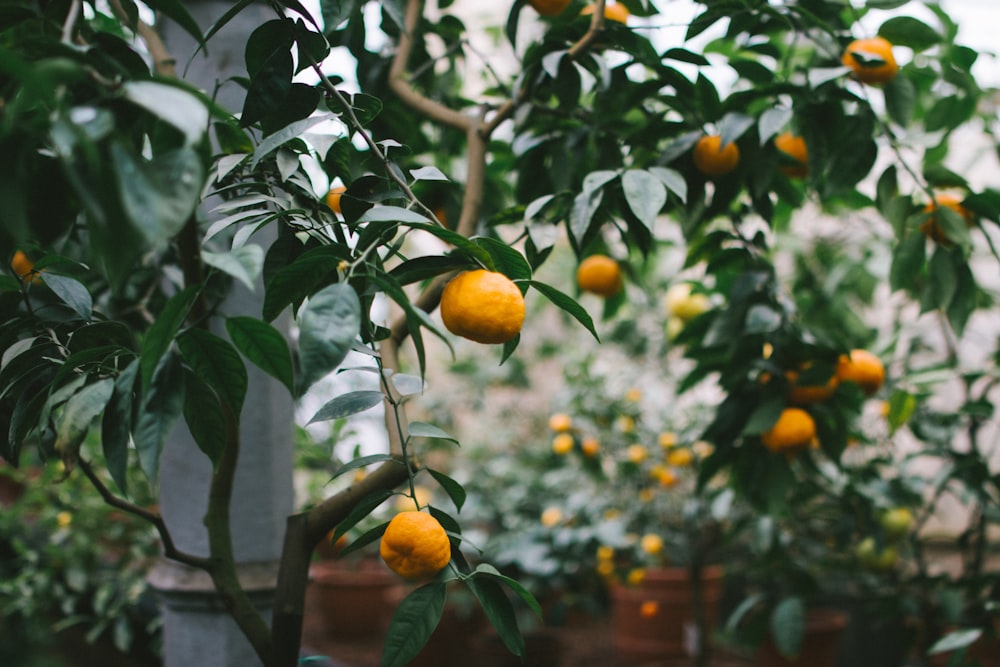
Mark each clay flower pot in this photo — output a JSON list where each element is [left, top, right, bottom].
[[304, 559, 403, 638], [755, 608, 849, 667], [611, 565, 725, 663]]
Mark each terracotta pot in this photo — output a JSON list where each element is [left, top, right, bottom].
[[611, 565, 725, 664], [305, 559, 403, 638], [756, 608, 849, 667], [472, 629, 562, 667]]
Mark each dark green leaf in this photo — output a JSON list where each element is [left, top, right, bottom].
[[102, 360, 138, 495], [140, 286, 198, 392], [134, 350, 186, 484], [330, 453, 396, 480], [408, 421, 459, 445], [472, 564, 542, 619], [878, 16, 942, 51], [889, 233, 925, 293], [770, 596, 805, 658], [297, 283, 361, 395], [177, 328, 248, 413], [884, 75, 915, 127], [307, 390, 384, 424], [427, 468, 466, 511], [331, 488, 393, 543], [182, 370, 227, 466], [381, 582, 447, 667], [741, 395, 785, 436], [262, 245, 351, 322], [225, 316, 294, 394], [622, 170, 667, 230], [526, 280, 599, 342], [144, 0, 206, 48], [54, 378, 115, 463], [42, 273, 93, 320], [474, 238, 532, 282], [122, 80, 209, 145], [467, 576, 524, 659]]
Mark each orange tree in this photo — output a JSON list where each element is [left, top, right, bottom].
[[1, 0, 999, 665]]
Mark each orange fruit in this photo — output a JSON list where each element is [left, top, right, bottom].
[[552, 433, 574, 455], [626, 444, 647, 464], [666, 448, 694, 468], [540, 507, 564, 527], [640, 533, 663, 555], [581, 437, 600, 457], [10, 251, 40, 283], [640, 601, 660, 618], [693, 135, 740, 177], [761, 407, 817, 453], [581, 2, 629, 22], [548, 413, 573, 432], [326, 185, 347, 213], [786, 366, 839, 404], [440, 269, 525, 344], [529, 0, 571, 16], [919, 194, 975, 245], [379, 511, 451, 580], [842, 37, 898, 84], [836, 349, 885, 396], [774, 132, 808, 178], [576, 254, 623, 297]]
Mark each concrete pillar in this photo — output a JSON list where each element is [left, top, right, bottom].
[[149, 4, 295, 666]]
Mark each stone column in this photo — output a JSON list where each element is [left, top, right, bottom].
[[149, 4, 295, 666]]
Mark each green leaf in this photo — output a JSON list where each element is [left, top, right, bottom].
[[134, 350, 186, 484], [474, 238, 532, 282], [102, 360, 139, 495], [889, 233, 925, 294], [886, 389, 917, 434], [262, 245, 352, 321], [770, 596, 806, 658], [472, 564, 542, 619], [331, 488, 394, 543], [381, 582, 447, 667], [884, 75, 915, 127], [758, 107, 794, 145], [176, 328, 248, 413], [42, 273, 93, 320], [330, 454, 396, 480], [140, 286, 198, 392], [225, 317, 294, 394], [358, 206, 431, 225], [201, 245, 264, 292], [466, 576, 524, 659], [741, 395, 785, 436], [54, 378, 115, 463], [527, 280, 599, 342], [111, 143, 205, 247], [249, 114, 334, 169], [122, 80, 209, 145], [928, 628, 983, 654], [407, 422, 459, 445], [878, 16, 942, 51], [622, 170, 667, 230], [182, 370, 227, 466], [307, 390, 383, 424], [427, 468, 466, 511], [297, 282, 361, 395], [143, 0, 206, 49]]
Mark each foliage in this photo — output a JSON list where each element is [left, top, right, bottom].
[[1, 0, 999, 665]]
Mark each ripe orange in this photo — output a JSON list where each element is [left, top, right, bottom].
[[552, 433, 574, 455], [440, 269, 525, 344], [640, 600, 660, 618], [786, 366, 839, 404], [529, 0, 571, 16], [10, 251, 40, 283], [548, 413, 573, 432], [581, 437, 601, 457], [842, 37, 898, 84], [576, 254, 623, 297], [836, 349, 885, 396], [761, 407, 817, 453], [919, 194, 974, 245], [379, 511, 451, 580], [326, 185, 347, 213], [774, 132, 808, 178], [693, 135, 740, 177], [640, 533, 663, 555], [666, 448, 694, 468], [581, 2, 629, 22]]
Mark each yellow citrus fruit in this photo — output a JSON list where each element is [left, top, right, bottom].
[[597, 545, 614, 561], [326, 185, 347, 213], [626, 444, 647, 464], [920, 194, 975, 245], [616, 415, 636, 433], [836, 349, 885, 396], [842, 37, 898, 84], [761, 407, 817, 454], [540, 507, 563, 527], [786, 366, 839, 404], [581, 2, 629, 22], [774, 132, 808, 178], [576, 254, 623, 297], [11, 251, 41, 284], [640, 533, 663, 555], [379, 511, 451, 580], [664, 283, 710, 322], [627, 568, 646, 585], [693, 135, 740, 177], [657, 468, 678, 487], [552, 433, 574, 455], [666, 448, 694, 468], [529, 0, 571, 16], [625, 387, 642, 402], [440, 269, 525, 344], [581, 437, 601, 457], [548, 413, 573, 432], [658, 431, 678, 449], [597, 560, 615, 577], [640, 600, 660, 618]]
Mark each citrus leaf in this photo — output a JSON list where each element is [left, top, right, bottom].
[[262, 245, 351, 322], [331, 488, 394, 543], [472, 564, 542, 619], [297, 282, 361, 395], [474, 238, 532, 282], [42, 273, 93, 320], [337, 520, 390, 558], [307, 390, 383, 424], [758, 107, 793, 145], [54, 377, 115, 464], [929, 628, 982, 654], [426, 468, 466, 511], [381, 582, 447, 667], [102, 360, 139, 495], [466, 576, 524, 659], [407, 421, 459, 445], [648, 166, 687, 202], [878, 16, 941, 51], [176, 328, 248, 413], [622, 169, 667, 230], [182, 370, 227, 466], [140, 286, 198, 392], [201, 245, 264, 292], [225, 316, 294, 394], [329, 453, 397, 480], [134, 350, 186, 484], [770, 596, 805, 659], [122, 80, 209, 145], [526, 280, 599, 342]]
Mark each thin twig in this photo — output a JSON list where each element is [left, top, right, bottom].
[[61, 0, 82, 44]]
